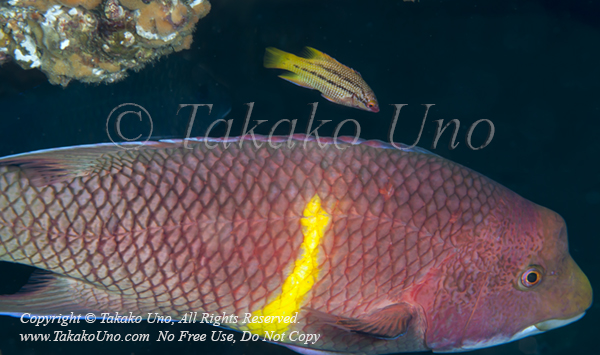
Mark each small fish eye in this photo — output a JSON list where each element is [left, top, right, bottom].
[[520, 267, 543, 288], [368, 103, 374, 107]]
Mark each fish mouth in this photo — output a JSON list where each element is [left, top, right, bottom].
[[508, 312, 586, 342], [534, 312, 586, 331], [432, 312, 586, 353]]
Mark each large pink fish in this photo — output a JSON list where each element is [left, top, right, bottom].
[[0, 135, 592, 354]]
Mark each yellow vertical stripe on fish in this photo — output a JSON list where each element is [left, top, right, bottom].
[[247, 194, 330, 334], [264, 46, 380, 112]]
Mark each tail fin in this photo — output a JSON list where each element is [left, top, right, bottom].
[[264, 47, 294, 70]]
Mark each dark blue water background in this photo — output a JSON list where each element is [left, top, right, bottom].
[[0, 0, 598, 354]]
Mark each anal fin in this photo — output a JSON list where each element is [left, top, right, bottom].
[[305, 303, 414, 340], [0, 270, 140, 318], [0, 270, 98, 317], [284, 344, 352, 355], [320, 93, 337, 103], [279, 72, 313, 89]]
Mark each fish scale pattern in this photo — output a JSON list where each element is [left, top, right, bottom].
[[0, 136, 511, 354]]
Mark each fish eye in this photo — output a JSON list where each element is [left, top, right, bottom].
[[519, 266, 543, 289], [368, 103, 374, 108]]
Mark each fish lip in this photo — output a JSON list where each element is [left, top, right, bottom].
[[534, 312, 586, 331], [371, 106, 380, 113]]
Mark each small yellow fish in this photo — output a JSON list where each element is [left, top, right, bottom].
[[264, 47, 380, 112]]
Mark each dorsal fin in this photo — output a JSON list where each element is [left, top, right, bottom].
[[300, 47, 337, 62], [306, 303, 414, 340], [0, 135, 440, 187], [0, 144, 143, 187]]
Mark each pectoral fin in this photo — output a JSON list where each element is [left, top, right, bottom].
[[306, 303, 413, 340], [336, 94, 358, 108]]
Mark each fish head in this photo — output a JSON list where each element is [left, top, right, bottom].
[[366, 99, 380, 113], [417, 203, 592, 353], [354, 92, 379, 112]]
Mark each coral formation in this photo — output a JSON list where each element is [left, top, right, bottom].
[[0, 0, 210, 85]]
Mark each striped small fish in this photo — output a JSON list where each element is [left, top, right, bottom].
[[264, 47, 380, 112]]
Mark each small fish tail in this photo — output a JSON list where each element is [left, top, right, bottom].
[[264, 47, 295, 70]]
